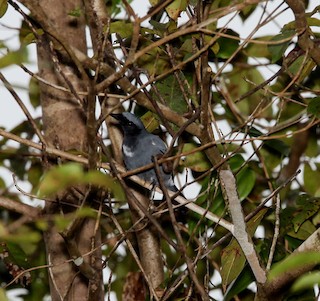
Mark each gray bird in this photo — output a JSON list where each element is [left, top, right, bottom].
[[111, 112, 178, 192]]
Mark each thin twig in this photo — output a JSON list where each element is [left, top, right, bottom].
[[267, 195, 281, 270], [154, 157, 209, 300], [0, 72, 46, 145], [201, 169, 301, 259]]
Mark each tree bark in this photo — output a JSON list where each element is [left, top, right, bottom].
[[35, 0, 104, 300]]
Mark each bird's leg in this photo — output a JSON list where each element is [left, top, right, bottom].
[[150, 180, 157, 200], [162, 157, 174, 175]]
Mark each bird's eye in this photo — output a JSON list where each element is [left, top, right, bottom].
[[127, 121, 134, 126]]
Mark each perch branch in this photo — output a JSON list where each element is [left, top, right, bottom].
[[285, 0, 320, 65]]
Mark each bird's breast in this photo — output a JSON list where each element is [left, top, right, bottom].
[[122, 144, 135, 158]]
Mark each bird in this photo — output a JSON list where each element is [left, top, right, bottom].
[[111, 112, 178, 193]]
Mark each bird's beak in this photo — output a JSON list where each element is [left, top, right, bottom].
[[110, 113, 121, 120], [110, 113, 125, 124]]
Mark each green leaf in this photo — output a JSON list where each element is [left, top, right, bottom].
[[303, 163, 320, 195], [181, 143, 211, 172], [19, 19, 44, 46], [21, 29, 44, 46], [283, 17, 320, 31], [110, 21, 133, 38], [264, 139, 290, 157], [228, 154, 245, 171], [38, 163, 123, 198], [38, 163, 83, 197], [54, 215, 74, 232], [287, 54, 316, 83], [227, 154, 256, 201], [29, 76, 40, 109], [268, 29, 295, 63], [0, 0, 8, 18], [236, 166, 256, 201], [239, 3, 257, 20], [292, 195, 320, 232], [195, 173, 226, 218], [216, 29, 239, 59], [84, 170, 125, 199], [1, 226, 42, 245], [307, 97, 320, 119], [204, 34, 220, 55], [244, 36, 273, 59], [292, 271, 320, 292], [35, 219, 49, 231], [28, 161, 43, 193], [68, 7, 82, 17], [0, 47, 28, 69], [221, 241, 246, 286], [9, 144, 29, 180], [0, 242, 30, 269], [136, 43, 169, 75], [269, 252, 320, 281], [305, 134, 319, 157], [151, 74, 189, 114], [149, 20, 168, 37], [76, 206, 97, 218], [247, 127, 290, 156], [179, 38, 193, 59], [287, 220, 316, 240], [226, 68, 270, 117], [223, 267, 254, 301]]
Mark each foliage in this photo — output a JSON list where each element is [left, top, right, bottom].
[[0, 0, 320, 300]]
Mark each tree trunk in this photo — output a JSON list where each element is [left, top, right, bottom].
[[36, 0, 104, 300]]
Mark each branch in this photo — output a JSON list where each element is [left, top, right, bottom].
[[0, 128, 233, 231], [154, 158, 209, 300], [60, 232, 97, 281], [220, 170, 267, 284], [285, 0, 320, 65], [266, 195, 281, 271], [0, 72, 46, 145], [106, 103, 165, 294], [11, 0, 90, 83], [72, 47, 202, 137], [264, 228, 320, 299], [0, 196, 40, 218], [109, 213, 161, 300], [0, 128, 89, 165]]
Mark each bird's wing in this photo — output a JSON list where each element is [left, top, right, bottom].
[[148, 135, 167, 155]]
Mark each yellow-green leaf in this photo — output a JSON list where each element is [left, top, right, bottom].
[[303, 162, 320, 195], [149, 0, 159, 6], [140, 111, 161, 133], [29, 75, 40, 108], [110, 21, 133, 38], [0, 0, 8, 18], [165, 0, 187, 20], [38, 163, 83, 197], [0, 288, 8, 301], [0, 47, 28, 69]]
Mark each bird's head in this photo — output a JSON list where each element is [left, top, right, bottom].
[[111, 112, 146, 136]]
